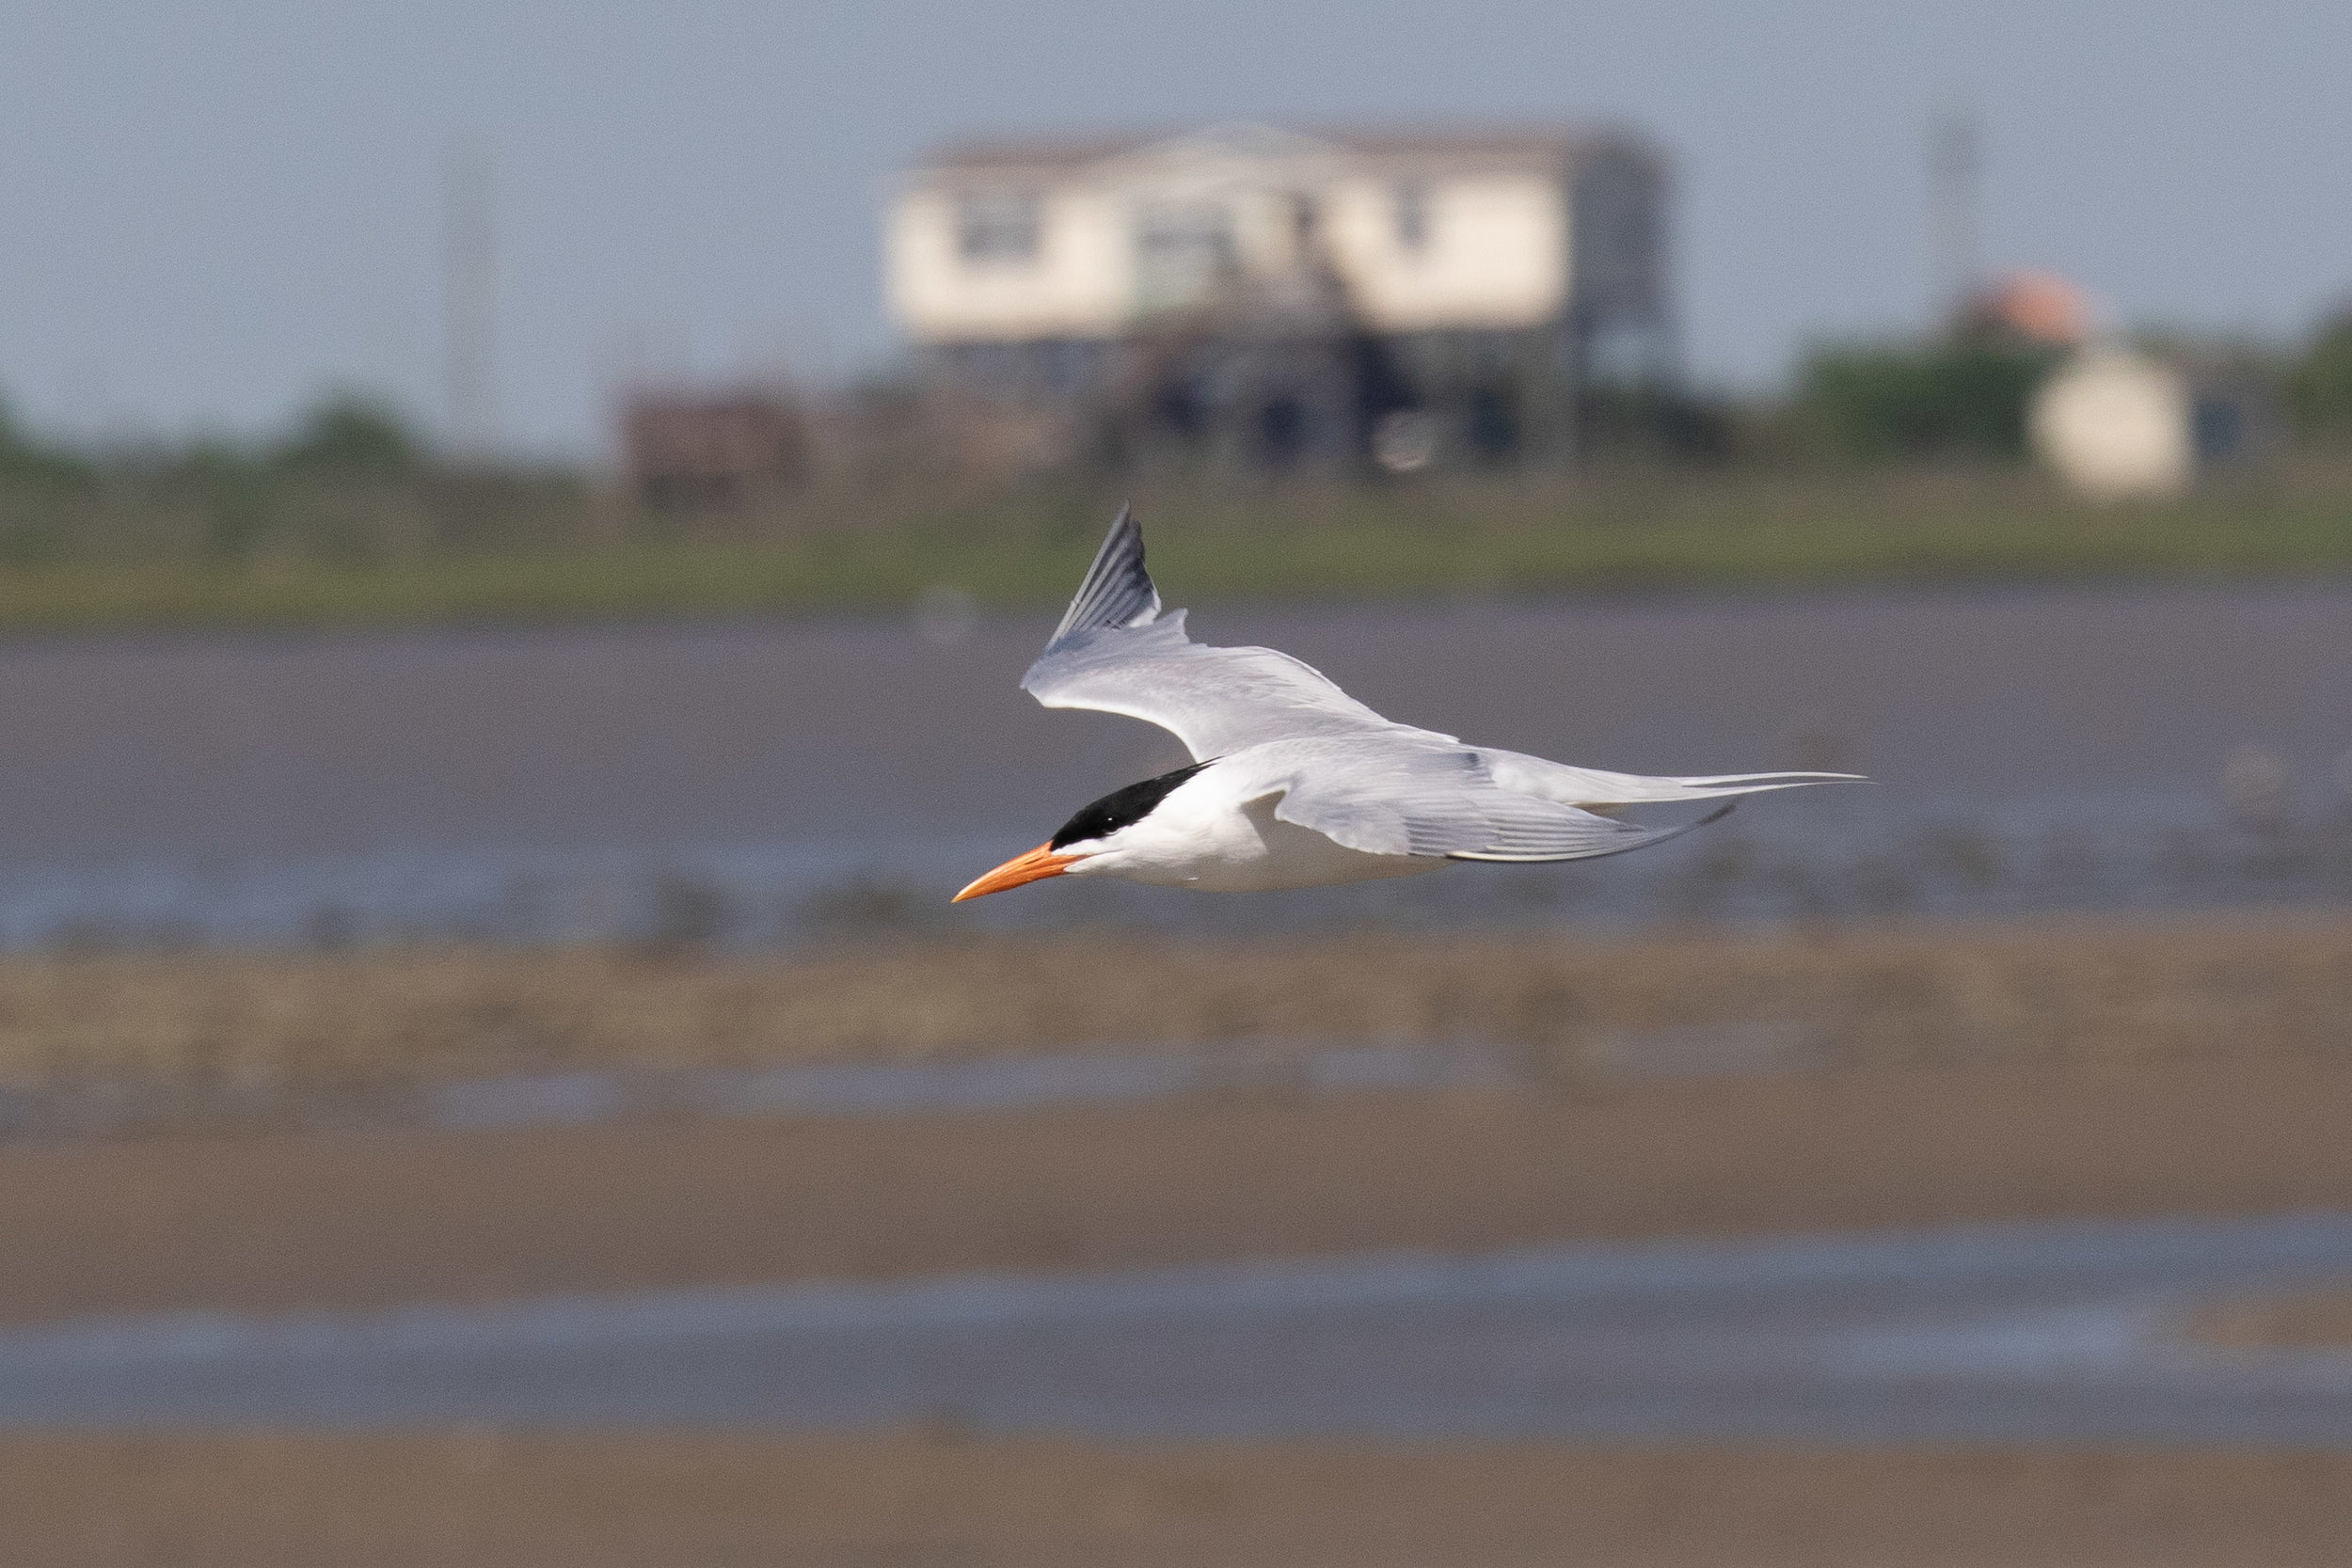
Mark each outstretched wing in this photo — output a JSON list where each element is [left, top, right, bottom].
[[1262, 740, 1739, 863], [1025, 509, 1865, 845], [1022, 506, 1441, 761]]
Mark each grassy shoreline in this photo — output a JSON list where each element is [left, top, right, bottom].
[[1, 466, 2349, 630]]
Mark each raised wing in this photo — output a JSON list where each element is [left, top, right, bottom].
[[1022, 506, 1440, 760]]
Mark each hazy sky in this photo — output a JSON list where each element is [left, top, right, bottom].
[[3, 1, 2348, 457]]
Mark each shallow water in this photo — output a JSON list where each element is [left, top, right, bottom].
[[7, 1212, 2352, 1441], [0, 580, 2347, 948]]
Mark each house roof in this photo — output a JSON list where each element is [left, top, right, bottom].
[[915, 122, 1658, 181]]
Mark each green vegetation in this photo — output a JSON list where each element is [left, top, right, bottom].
[[0, 462, 2347, 632], [3, 336, 2352, 635], [0, 395, 94, 488], [2286, 309, 2352, 440], [272, 394, 428, 477], [1792, 340, 2062, 462]]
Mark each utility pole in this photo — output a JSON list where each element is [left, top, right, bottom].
[[1926, 102, 1981, 333], [441, 135, 499, 458]]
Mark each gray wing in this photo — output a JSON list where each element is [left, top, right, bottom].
[[1022, 506, 1442, 760], [1265, 741, 1736, 863]]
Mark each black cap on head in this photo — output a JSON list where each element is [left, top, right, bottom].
[[1050, 761, 1213, 850]]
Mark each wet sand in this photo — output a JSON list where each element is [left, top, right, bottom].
[[1, 913, 2350, 1322], [8, 1434, 2352, 1567], [10, 915, 2352, 1559], [7, 1036, 2352, 1323], [2193, 1288, 2352, 1349], [7, 910, 2352, 1088]]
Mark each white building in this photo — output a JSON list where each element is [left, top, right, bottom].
[[2028, 339, 2276, 502], [884, 123, 1671, 469], [2030, 345, 2193, 501]]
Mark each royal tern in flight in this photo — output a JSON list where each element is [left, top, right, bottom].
[[954, 508, 1859, 902]]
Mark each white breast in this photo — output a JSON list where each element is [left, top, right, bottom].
[[1072, 763, 1447, 893]]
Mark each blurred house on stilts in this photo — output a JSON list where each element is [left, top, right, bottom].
[[884, 123, 1676, 476]]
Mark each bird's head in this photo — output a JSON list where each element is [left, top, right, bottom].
[[952, 760, 1212, 901]]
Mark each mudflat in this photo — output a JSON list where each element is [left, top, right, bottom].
[[10, 915, 2352, 1562], [5, 1030, 2352, 1322], [8, 1433, 2351, 1567], [3, 912, 2351, 1321], [6, 911, 2351, 1086]]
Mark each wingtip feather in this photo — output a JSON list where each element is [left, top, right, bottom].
[[1046, 502, 1163, 650]]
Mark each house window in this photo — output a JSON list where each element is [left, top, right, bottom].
[[1134, 198, 1236, 312], [1393, 182, 1433, 254], [956, 190, 1041, 264]]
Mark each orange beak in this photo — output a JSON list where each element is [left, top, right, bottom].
[[951, 843, 1081, 902]]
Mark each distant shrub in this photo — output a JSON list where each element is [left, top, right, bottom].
[[1795, 340, 2060, 463], [274, 393, 425, 476], [0, 394, 93, 486], [2284, 310, 2352, 439]]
